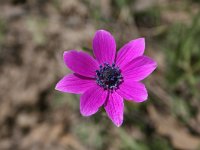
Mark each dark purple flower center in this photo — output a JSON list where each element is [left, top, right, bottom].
[[95, 63, 123, 90]]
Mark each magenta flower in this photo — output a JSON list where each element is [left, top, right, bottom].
[[55, 30, 157, 127]]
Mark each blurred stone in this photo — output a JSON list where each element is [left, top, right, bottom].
[[59, 0, 88, 17], [60, 135, 86, 150], [0, 101, 13, 124], [0, 139, 12, 150], [162, 10, 191, 25], [16, 113, 38, 129], [148, 105, 200, 150], [0, 4, 25, 20]]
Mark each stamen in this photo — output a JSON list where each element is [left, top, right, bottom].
[[95, 63, 123, 90]]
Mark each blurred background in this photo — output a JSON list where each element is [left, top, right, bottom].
[[0, 0, 200, 149]]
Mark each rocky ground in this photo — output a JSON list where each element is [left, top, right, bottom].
[[0, 0, 200, 150]]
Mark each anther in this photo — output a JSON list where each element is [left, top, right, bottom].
[[95, 63, 123, 90]]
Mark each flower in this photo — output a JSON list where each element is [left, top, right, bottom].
[[55, 30, 157, 127]]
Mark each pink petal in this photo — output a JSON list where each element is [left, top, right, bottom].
[[80, 85, 108, 116], [121, 56, 157, 81], [63, 50, 99, 78], [104, 92, 124, 127], [116, 38, 145, 68], [116, 79, 148, 103], [55, 74, 96, 94], [93, 30, 116, 65]]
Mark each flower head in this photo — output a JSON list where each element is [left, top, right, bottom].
[[55, 30, 157, 127]]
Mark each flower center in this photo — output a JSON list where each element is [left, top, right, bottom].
[[95, 63, 123, 90]]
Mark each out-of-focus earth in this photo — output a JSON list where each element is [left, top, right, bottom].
[[0, 0, 200, 149]]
